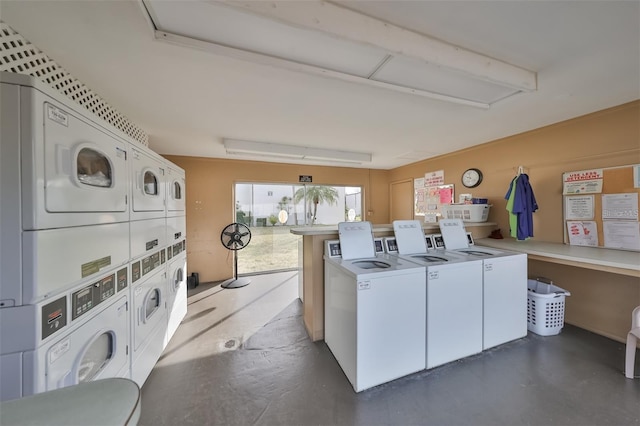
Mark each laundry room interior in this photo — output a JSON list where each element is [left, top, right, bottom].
[[0, 1, 639, 425]]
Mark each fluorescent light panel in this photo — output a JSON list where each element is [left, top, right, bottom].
[[224, 139, 372, 164]]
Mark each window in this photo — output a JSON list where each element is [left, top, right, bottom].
[[234, 183, 362, 275]]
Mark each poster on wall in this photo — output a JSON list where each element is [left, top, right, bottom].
[[565, 195, 595, 220], [601, 193, 639, 220], [425, 170, 445, 187], [415, 187, 426, 216], [562, 169, 603, 194], [603, 221, 640, 250], [424, 184, 454, 223], [566, 221, 598, 247], [634, 164, 640, 188]]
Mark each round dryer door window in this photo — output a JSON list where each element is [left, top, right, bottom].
[[144, 288, 161, 321], [143, 171, 158, 195], [172, 181, 182, 200], [77, 148, 112, 188], [78, 332, 114, 382]]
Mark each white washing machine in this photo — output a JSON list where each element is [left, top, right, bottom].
[[324, 222, 426, 392], [0, 266, 130, 401], [166, 163, 186, 217], [130, 249, 167, 387], [392, 220, 484, 369], [0, 72, 129, 231], [130, 144, 166, 222], [439, 219, 528, 349]]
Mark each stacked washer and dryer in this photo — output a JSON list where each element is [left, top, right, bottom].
[[0, 72, 187, 401]]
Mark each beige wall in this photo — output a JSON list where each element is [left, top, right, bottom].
[[165, 101, 639, 290], [389, 101, 640, 242], [161, 156, 389, 282], [389, 101, 640, 341]]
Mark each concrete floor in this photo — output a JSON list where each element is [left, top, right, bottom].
[[140, 272, 640, 426]]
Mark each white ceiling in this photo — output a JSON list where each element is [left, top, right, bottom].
[[1, 0, 638, 169]]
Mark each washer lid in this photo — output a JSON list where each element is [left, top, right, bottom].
[[439, 219, 469, 250], [338, 221, 375, 260], [393, 220, 427, 254]]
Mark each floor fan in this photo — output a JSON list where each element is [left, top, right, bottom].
[[220, 222, 252, 289]]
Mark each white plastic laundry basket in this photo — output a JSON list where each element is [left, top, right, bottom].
[[441, 204, 491, 222], [527, 278, 571, 336]]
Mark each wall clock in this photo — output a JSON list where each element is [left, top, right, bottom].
[[462, 168, 483, 188]]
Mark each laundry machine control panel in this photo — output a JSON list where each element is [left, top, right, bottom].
[[132, 249, 166, 284], [168, 240, 185, 259], [325, 239, 385, 258], [71, 271, 121, 320], [41, 296, 67, 340], [116, 267, 128, 293], [432, 235, 446, 249], [383, 238, 398, 253], [425, 236, 434, 249]]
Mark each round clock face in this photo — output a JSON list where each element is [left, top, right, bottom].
[[462, 168, 483, 188]]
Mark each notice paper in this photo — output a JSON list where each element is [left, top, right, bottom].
[[603, 221, 640, 250], [565, 195, 594, 220], [562, 169, 603, 194], [424, 170, 444, 187], [566, 221, 598, 247], [602, 193, 639, 220]]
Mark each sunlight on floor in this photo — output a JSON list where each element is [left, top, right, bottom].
[[156, 271, 299, 367]]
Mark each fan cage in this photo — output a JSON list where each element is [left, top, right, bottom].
[[221, 223, 252, 251], [0, 21, 148, 147]]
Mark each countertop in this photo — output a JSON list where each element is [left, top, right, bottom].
[[476, 238, 640, 275], [291, 222, 497, 236]]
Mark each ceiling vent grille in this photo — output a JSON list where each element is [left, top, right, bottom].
[[0, 21, 148, 146]]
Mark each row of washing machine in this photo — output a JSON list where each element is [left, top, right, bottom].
[[0, 71, 188, 401], [324, 220, 527, 392]]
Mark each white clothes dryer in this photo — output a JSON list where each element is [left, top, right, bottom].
[[439, 219, 528, 349], [4, 222, 130, 307], [0, 72, 129, 231], [0, 266, 130, 401], [165, 249, 187, 348], [166, 163, 186, 218], [130, 249, 168, 387], [324, 222, 426, 392], [392, 220, 484, 369], [130, 218, 168, 263], [166, 216, 186, 250], [130, 145, 167, 221]]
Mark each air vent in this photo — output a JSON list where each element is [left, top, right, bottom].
[[0, 21, 148, 146]]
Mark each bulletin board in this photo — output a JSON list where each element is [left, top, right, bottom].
[[562, 164, 640, 251]]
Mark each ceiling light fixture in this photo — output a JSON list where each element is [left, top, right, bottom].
[[223, 139, 372, 164], [142, 0, 537, 109]]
